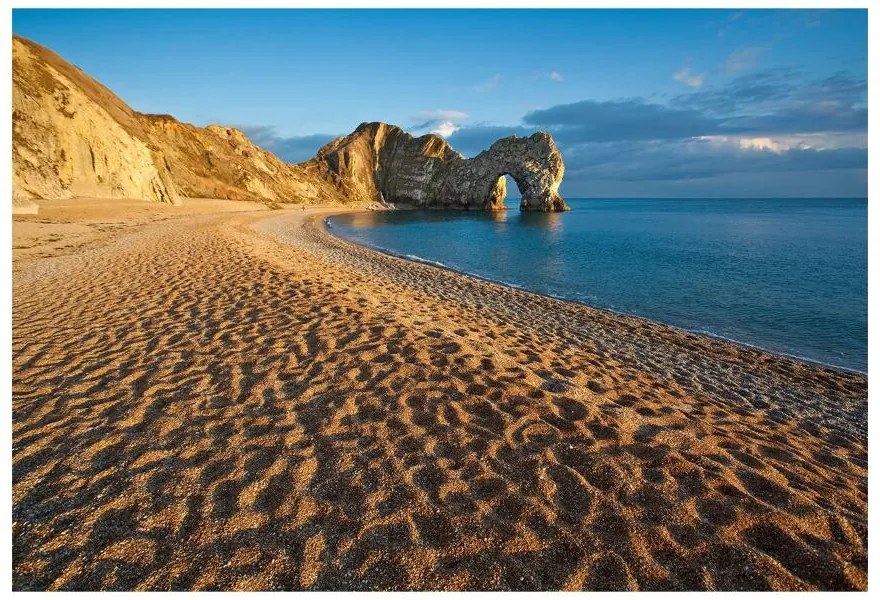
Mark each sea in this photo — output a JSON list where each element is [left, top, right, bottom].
[[328, 198, 867, 373]]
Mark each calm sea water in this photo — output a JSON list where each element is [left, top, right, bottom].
[[328, 198, 867, 372]]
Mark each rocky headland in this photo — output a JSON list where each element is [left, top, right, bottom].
[[12, 35, 567, 213], [309, 122, 567, 212]]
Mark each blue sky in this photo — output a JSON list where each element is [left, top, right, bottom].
[[13, 9, 868, 197]]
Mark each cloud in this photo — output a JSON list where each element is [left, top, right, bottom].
[[411, 109, 468, 138], [447, 124, 535, 156], [725, 47, 766, 74], [737, 136, 788, 153], [412, 110, 467, 124], [548, 71, 564, 82], [522, 99, 723, 142], [675, 66, 803, 114], [473, 74, 502, 92], [676, 69, 867, 133], [450, 65, 866, 149], [444, 65, 866, 197], [430, 122, 460, 137], [724, 102, 866, 136], [759, 131, 867, 150], [699, 135, 792, 153], [560, 138, 866, 186], [673, 67, 704, 88], [237, 125, 338, 163]]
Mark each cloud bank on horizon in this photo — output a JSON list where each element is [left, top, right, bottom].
[[13, 8, 867, 198], [248, 65, 867, 198], [239, 11, 866, 198]]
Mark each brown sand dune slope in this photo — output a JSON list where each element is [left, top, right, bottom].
[[12, 204, 866, 590]]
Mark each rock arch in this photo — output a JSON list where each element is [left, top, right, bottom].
[[455, 132, 569, 212], [312, 123, 570, 212]]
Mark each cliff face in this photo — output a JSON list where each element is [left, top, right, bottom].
[[143, 116, 341, 204], [309, 123, 568, 211], [12, 36, 180, 205], [12, 35, 345, 206], [12, 35, 567, 212], [306, 122, 463, 206]]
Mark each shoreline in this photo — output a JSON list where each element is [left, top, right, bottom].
[[256, 208, 867, 438], [13, 201, 868, 590], [322, 213, 866, 376]]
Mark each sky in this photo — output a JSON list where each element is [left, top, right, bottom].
[[12, 8, 868, 198]]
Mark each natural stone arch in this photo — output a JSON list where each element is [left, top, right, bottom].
[[443, 132, 569, 212], [491, 167, 569, 213], [312, 122, 569, 212]]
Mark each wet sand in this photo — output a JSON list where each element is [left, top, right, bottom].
[[12, 199, 867, 590]]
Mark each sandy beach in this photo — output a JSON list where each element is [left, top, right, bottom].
[[12, 199, 867, 590]]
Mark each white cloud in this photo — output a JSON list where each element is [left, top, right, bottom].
[[697, 131, 867, 154], [673, 67, 704, 88], [696, 135, 791, 154], [430, 121, 460, 137], [724, 47, 766, 74], [698, 135, 790, 153], [548, 71, 564, 82], [411, 109, 467, 138], [473, 74, 502, 92], [737, 136, 791, 153]]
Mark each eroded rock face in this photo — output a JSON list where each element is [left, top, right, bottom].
[[12, 35, 346, 207], [311, 123, 569, 212], [13, 35, 567, 212], [443, 132, 567, 212], [13, 36, 181, 205]]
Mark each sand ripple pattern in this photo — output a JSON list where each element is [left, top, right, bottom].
[[13, 210, 866, 590]]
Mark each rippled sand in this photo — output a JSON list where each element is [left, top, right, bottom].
[[12, 200, 867, 590]]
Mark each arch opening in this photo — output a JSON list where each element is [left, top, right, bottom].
[[492, 172, 540, 211], [491, 173, 526, 210]]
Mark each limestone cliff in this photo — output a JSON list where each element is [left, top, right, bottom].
[[309, 122, 568, 212], [12, 35, 344, 206], [13, 36, 180, 205], [12, 35, 567, 212]]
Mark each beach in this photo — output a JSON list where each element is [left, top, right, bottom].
[[12, 199, 868, 590]]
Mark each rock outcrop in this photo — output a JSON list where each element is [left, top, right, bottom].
[[12, 35, 345, 206], [309, 122, 568, 211], [13, 36, 181, 205], [12, 35, 567, 212]]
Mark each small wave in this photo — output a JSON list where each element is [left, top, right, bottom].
[[403, 254, 449, 269]]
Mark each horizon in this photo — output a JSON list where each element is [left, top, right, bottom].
[[12, 8, 868, 199]]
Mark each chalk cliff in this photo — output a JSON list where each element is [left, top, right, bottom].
[[12, 36, 180, 205], [12, 35, 344, 207], [12, 35, 567, 212]]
